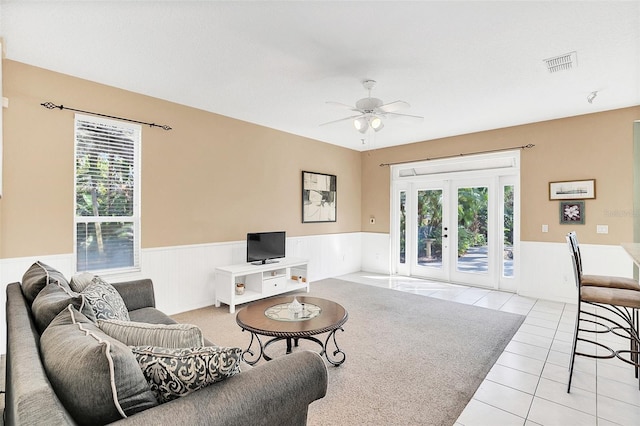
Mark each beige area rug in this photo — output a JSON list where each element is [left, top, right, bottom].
[[172, 278, 525, 426]]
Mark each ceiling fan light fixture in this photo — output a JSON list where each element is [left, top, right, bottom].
[[354, 117, 368, 133], [370, 116, 383, 130]]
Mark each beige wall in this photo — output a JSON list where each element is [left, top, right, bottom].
[[0, 60, 361, 259], [2, 59, 638, 260], [362, 107, 640, 245]]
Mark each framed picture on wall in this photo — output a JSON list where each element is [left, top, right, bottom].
[[302, 171, 336, 223], [549, 179, 596, 200], [560, 200, 585, 224]]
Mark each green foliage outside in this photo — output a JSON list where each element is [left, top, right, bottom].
[[456, 187, 488, 256], [76, 126, 135, 270], [402, 185, 514, 263]]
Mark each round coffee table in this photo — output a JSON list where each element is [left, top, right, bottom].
[[236, 295, 348, 366]]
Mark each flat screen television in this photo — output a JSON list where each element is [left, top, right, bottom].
[[247, 231, 286, 265]]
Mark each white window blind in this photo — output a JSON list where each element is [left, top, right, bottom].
[[74, 114, 141, 274]]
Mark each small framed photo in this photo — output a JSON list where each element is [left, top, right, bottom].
[[549, 179, 595, 200], [560, 201, 585, 224]]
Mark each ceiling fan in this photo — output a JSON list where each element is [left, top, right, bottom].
[[321, 79, 423, 133]]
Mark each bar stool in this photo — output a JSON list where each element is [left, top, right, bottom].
[[567, 231, 640, 291], [566, 234, 640, 392], [567, 231, 640, 380]]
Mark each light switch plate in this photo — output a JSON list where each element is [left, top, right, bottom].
[[596, 225, 608, 234]]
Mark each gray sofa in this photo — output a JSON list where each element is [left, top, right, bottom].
[[5, 277, 328, 425]]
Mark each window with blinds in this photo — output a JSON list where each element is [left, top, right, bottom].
[[74, 114, 141, 273]]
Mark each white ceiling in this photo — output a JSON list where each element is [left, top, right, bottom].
[[1, 1, 639, 151]]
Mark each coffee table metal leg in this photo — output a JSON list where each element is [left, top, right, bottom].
[[323, 327, 346, 366], [241, 330, 264, 366], [241, 329, 346, 366]]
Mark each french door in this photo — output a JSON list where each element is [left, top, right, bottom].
[[393, 153, 519, 291]]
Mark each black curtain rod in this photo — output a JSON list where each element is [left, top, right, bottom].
[[378, 144, 535, 167], [40, 101, 172, 131]]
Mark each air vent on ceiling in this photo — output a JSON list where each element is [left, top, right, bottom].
[[544, 51, 577, 73]]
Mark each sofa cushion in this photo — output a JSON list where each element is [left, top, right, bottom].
[[131, 346, 242, 403], [40, 305, 158, 424], [129, 307, 178, 325], [31, 281, 91, 333], [21, 261, 69, 304], [98, 319, 205, 348], [81, 275, 130, 322], [69, 272, 96, 293]]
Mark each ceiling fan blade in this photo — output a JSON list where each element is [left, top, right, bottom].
[[385, 111, 424, 120], [377, 100, 410, 113], [319, 114, 364, 127], [326, 101, 362, 113]]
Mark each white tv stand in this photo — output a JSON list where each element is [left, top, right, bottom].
[[214, 257, 309, 313]]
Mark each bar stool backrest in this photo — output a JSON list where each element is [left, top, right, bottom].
[[566, 232, 582, 290]]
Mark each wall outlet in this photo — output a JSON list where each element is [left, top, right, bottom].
[[542, 224, 548, 233], [596, 225, 609, 234]]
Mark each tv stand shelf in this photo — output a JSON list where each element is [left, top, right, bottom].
[[214, 257, 309, 313]]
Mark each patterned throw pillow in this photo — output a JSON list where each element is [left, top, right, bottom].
[[131, 346, 242, 403], [98, 320, 205, 348], [82, 275, 130, 322]]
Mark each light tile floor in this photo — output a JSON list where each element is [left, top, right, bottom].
[[337, 272, 640, 426]]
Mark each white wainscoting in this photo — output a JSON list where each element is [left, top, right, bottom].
[[0, 232, 363, 354], [2, 235, 633, 354], [519, 241, 634, 304], [360, 232, 391, 274]]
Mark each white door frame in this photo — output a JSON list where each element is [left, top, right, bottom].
[[390, 151, 520, 291]]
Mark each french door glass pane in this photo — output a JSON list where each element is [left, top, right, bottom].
[[457, 186, 488, 273], [503, 185, 514, 277], [400, 191, 406, 264], [417, 189, 443, 268]]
